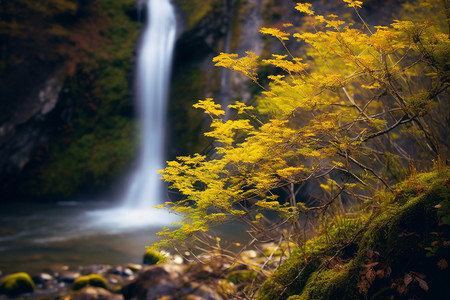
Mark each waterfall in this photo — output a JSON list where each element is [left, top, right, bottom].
[[122, 0, 176, 210], [87, 0, 176, 229]]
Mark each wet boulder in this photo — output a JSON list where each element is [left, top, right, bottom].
[[73, 274, 109, 291], [63, 286, 123, 300], [0, 272, 35, 297]]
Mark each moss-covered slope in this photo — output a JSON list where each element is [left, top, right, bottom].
[[258, 168, 450, 300]]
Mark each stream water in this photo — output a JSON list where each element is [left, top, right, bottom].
[[0, 201, 165, 274], [0, 0, 179, 275]]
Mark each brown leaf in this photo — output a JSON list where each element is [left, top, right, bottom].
[[367, 249, 374, 259], [415, 277, 429, 291], [358, 279, 370, 294], [437, 258, 448, 270], [404, 273, 413, 287], [443, 241, 450, 246], [365, 262, 379, 269], [376, 269, 385, 279], [366, 269, 376, 284], [410, 271, 426, 279], [386, 266, 392, 278], [397, 284, 407, 295]]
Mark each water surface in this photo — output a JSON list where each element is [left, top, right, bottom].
[[0, 201, 170, 274]]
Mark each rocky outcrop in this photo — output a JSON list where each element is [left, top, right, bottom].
[[0, 67, 68, 195]]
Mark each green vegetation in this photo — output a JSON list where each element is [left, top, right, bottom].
[[0, 272, 35, 297], [169, 64, 211, 155], [175, 0, 222, 30], [72, 274, 109, 291]]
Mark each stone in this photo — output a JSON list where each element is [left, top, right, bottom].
[[124, 263, 142, 272], [122, 264, 223, 300], [64, 286, 123, 300], [32, 272, 54, 285], [73, 274, 109, 291], [60, 271, 81, 283], [0, 272, 35, 297]]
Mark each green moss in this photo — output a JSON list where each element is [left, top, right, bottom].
[[0, 272, 35, 297], [257, 249, 319, 300], [72, 274, 109, 291], [258, 168, 450, 300], [175, 0, 222, 30], [296, 268, 357, 300], [227, 270, 258, 284], [169, 64, 211, 155], [143, 249, 167, 265]]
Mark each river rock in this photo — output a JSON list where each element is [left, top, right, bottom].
[[60, 271, 81, 283], [109, 266, 133, 277], [124, 263, 142, 272], [82, 265, 111, 276], [63, 286, 123, 300], [122, 264, 223, 300], [0, 272, 35, 297], [32, 272, 55, 285]]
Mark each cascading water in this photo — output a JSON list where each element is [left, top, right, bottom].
[[87, 0, 177, 228], [123, 0, 176, 210]]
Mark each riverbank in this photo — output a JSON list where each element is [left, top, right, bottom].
[[0, 242, 283, 300]]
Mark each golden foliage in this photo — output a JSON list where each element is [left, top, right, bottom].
[[154, 0, 449, 249]]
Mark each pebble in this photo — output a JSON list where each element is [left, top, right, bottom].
[[59, 271, 81, 283]]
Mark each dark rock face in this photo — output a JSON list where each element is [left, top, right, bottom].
[[0, 67, 69, 198]]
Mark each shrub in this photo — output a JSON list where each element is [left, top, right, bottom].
[[155, 0, 449, 255]]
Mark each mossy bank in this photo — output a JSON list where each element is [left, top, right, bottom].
[[258, 168, 450, 299]]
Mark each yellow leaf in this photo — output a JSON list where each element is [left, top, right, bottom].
[[295, 3, 314, 15]]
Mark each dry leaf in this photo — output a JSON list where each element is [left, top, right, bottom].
[[410, 271, 426, 279], [365, 262, 379, 268], [415, 277, 429, 291], [358, 279, 370, 294], [386, 266, 392, 277], [376, 269, 385, 279], [437, 258, 448, 270], [397, 284, 407, 295], [366, 269, 376, 284], [404, 273, 413, 287]]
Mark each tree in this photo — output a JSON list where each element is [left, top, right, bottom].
[[155, 0, 449, 254]]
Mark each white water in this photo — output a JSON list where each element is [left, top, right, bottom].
[[123, 0, 176, 209], [87, 0, 177, 227]]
